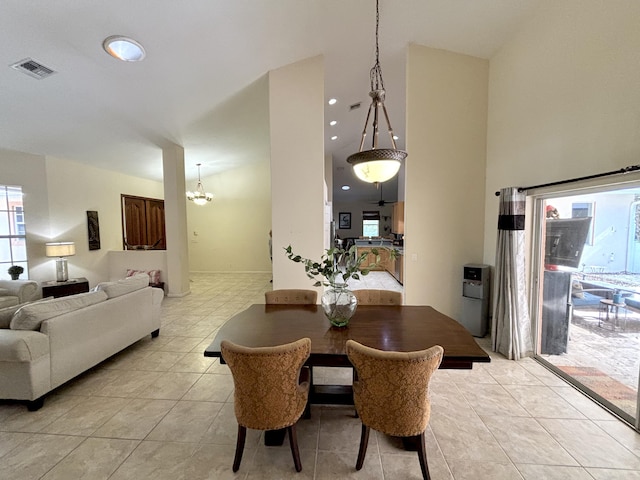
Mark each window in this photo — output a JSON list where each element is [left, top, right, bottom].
[[0, 186, 28, 278], [362, 211, 380, 237]]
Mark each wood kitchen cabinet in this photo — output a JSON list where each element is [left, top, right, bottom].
[[392, 201, 404, 234], [357, 247, 391, 271]]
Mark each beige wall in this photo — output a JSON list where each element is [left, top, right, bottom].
[[0, 150, 164, 286], [0, 149, 50, 280], [269, 56, 325, 294], [44, 156, 164, 287], [404, 45, 489, 318], [187, 160, 272, 273], [483, 0, 640, 266]]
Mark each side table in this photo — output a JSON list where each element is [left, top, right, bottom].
[[42, 277, 90, 298], [599, 298, 627, 330]]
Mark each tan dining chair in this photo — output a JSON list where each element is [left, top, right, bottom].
[[265, 289, 318, 305], [346, 339, 443, 480], [221, 337, 311, 473], [353, 289, 402, 305]]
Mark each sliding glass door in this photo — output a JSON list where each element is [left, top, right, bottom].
[[532, 183, 640, 428]]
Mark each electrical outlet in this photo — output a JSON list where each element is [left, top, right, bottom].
[[411, 253, 418, 262]]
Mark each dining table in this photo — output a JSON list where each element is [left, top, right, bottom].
[[205, 303, 490, 414]]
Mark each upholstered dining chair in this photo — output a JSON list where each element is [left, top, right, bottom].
[[221, 337, 311, 473], [353, 289, 402, 305], [346, 339, 443, 480], [265, 289, 318, 305]]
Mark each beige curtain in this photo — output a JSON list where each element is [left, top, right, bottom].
[[492, 187, 533, 360]]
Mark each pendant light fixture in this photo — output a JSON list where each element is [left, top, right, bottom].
[[346, 0, 407, 184], [186, 163, 213, 205]]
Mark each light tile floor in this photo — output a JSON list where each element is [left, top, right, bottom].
[[1, 272, 639, 479]]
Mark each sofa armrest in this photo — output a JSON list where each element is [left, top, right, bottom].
[[0, 280, 39, 303], [0, 329, 49, 362]]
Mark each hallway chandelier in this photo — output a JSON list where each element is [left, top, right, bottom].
[[186, 163, 213, 205], [347, 0, 407, 185]]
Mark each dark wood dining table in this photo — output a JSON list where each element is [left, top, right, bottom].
[[205, 303, 490, 403], [204, 303, 490, 447]]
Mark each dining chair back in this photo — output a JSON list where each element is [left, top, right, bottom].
[[221, 337, 311, 472], [353, 289, 402, 305], [346, 339, 443, 479], [265, 289, 318, 304]]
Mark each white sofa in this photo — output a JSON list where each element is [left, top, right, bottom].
[[0, 280, 39, 309], [0, 274, 163, 410]]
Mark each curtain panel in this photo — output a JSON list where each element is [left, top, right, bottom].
[[492, 187, 533, 360]]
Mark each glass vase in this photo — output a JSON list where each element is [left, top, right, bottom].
[[321, 284, 357, 327]]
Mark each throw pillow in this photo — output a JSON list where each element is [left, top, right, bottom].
[[95, 273, 150, 299], [571, 280, 585, 299], [126, 268, 161, 284], [10, 291, 108, 331]]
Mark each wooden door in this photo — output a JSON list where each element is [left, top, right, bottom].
[[146, 199, 166, 249], [121, 195, 166, 250], [122, 196, 147, 247]]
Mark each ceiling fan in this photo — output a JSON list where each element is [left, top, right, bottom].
[[370, 184, 391, 207]]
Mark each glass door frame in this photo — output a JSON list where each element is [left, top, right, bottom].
[[527, 178, 640, 431]]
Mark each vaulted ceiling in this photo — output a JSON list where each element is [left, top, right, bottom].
[[0, 0, 541, 203]]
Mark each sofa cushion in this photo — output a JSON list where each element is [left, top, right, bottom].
[[0, 287, 9, 295], [0, 303, 23, 329], [0, 297, 55, 329], [10, 291, 108, 331], [94, 273, 149, 299], [0, 296, 19, 310]]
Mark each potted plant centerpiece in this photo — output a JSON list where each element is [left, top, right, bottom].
[[285, 244, 396, 327], [8, 265, 24, 280]]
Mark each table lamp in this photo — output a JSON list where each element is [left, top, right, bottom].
[[45, 242, 76, 282]]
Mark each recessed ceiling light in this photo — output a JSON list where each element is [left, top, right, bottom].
[[330, 120, 337, 126], [328, 98, 337, 105], [103, 36, 146, 62], [393, 135, 399, 140], [341, 185, 351, 190], [331, 136, 338, 140]]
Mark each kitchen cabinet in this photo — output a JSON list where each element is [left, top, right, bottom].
[[356, 247, 391, 271], [392, 202, 404, 234]]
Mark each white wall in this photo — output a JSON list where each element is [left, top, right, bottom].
[[269, 56, 325, 294], [187, 160, 272, 272], [333, 201, 394, 239], [483, 0, 640, 266], [405, 44, 489, 319]]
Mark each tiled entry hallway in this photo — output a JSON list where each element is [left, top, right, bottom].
[[0, 273, 639, 479]]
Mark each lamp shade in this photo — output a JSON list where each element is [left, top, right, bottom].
[[45, 242, 76, 257]]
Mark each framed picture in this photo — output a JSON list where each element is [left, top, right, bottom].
[[338, 212, 351, 229], [87, 210, 101, 250]]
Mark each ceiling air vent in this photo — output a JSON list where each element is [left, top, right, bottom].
[[349, 102, 361, 111], [10, 58, 56, 80]]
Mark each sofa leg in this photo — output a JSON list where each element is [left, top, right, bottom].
[[151, 329, 160, 338], [27, 397, 44, 411]]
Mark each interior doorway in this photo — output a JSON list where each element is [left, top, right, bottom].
[[532, 183, 640, 428]]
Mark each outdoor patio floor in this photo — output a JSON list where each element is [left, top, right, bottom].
[[540, 305, 640, 418]]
